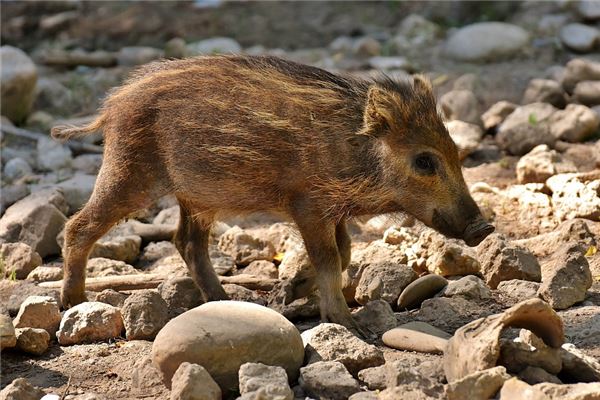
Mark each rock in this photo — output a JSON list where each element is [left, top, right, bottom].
[[89, 231, 142, 264], [445, 366, 511, 400], [238, 363, 293, 400], [445, 120, 483, 159], [33, 77, 77, 116], [0, 188, 68, 257], [397, 14, 440, 46], [481, 101, 517, 131], [1, 183, 30, 212], [534, 382, 600, 400], [131, 354, 165, 394], [26, 265, 63, 282], [218, 226, 276, 266], [1, 313, 16, 350], [343, 240, 407, 301], [550, 104, 599, 143], [0, 46, 37, 123], [578, 0, 600, 20], [477, 233, 541, 289], [519, 366, 562, 385], [3, 157, 32, 183], [302, 323, 384, 374], [560, 305, 600, 352], [499, 378, 548, 400], [382, 321, 450, 354], [573, 80, 600, 106], [121, 290, 169, 340], [86, 258, 137, 277], [170, 362, 221, 400], [358, 360, 443, 395], [546, 173, 600, 221], [444, 299, 564, 382], [522, 79, 566, 108], [13, 295, 61, 336], [0, 242, 42, 279], [397, 274, 448, 310], [516, 144, 577, 184], [538, 243, 592, 310], [559, 24, 599, 53], [496, 279, 541, 305], [242, 260, 278, 279], [186, 37, 241, 55], [427, 245, 480, 278], [57, 302, 124, 345], [560, 343, 600, 382], [158, 276, 204, 318], [439, 89, 480, 125], [441, 275, 492, 300], [15, 327, 50, 355], [354, 261, 416, 305], [368, 56, 411, 70], [299, 361, 360, 400], [499, 330, 562, 374], [36, 136, 73, 171], [223, 284, 266, 306], [0, 378, 45, 400], [514, 219, 597, 260], [95, 289, 128, 308], [72, 154, 103, 175], [270, 291, 320, 321], [562, 59, 600, 93], [249, 223, 302, 254], [164, 38, 188, 59], [496, 102, 557, 156], [116, 46, 163, 66], [378, 386, 435, 400], [55, 174, 96, 213], [351, 300, 397, 336], [352, 37, 381, 58], [152, 301, 304, 391], [417, 297, 491, 332], [444, 22, 529, 62]]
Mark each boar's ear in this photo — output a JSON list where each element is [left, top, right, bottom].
[[357, 85, 394, 138], [413, 74, 433, 96]]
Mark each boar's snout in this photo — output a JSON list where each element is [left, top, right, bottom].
[[463, 219, 495, 247]]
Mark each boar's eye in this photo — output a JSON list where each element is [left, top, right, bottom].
[[413, 153, 436, 175]]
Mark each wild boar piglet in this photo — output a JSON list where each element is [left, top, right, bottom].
[[52, 55, 493, 333]]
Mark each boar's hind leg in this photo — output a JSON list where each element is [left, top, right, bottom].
[[335, 219, 351, 271], [292, 211, 366, 336], [174, 200, 228, 302], [62, 175, 149, 308]]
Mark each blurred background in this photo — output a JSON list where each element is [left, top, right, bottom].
[[1, 0, 598, 125]]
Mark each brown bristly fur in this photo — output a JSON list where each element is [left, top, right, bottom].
[[55, 55, 489, 333]]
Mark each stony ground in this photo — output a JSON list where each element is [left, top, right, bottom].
[[1, 1, 600, 400]]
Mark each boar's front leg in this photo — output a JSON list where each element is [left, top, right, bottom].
[[174, 200, 229, 302], [291, 208, 365, 336]]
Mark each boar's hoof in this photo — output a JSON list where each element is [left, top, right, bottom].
[[443, 298, 564, 383], [61, 286, 88, 309], [463, 220, 495, 247]]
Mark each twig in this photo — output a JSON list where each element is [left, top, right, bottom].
[[39, 273, 279, 292], [60, 374, 72, 400]]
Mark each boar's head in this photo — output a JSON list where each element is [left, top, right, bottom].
[[358, 75, 494, 246]]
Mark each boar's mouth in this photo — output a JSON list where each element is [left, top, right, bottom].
[[432, 210, 495, 247], [431, 209, 462, 240], [463, 219, 495, 247]]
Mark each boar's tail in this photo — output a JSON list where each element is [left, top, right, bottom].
[[50, 114, 107, 142]]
